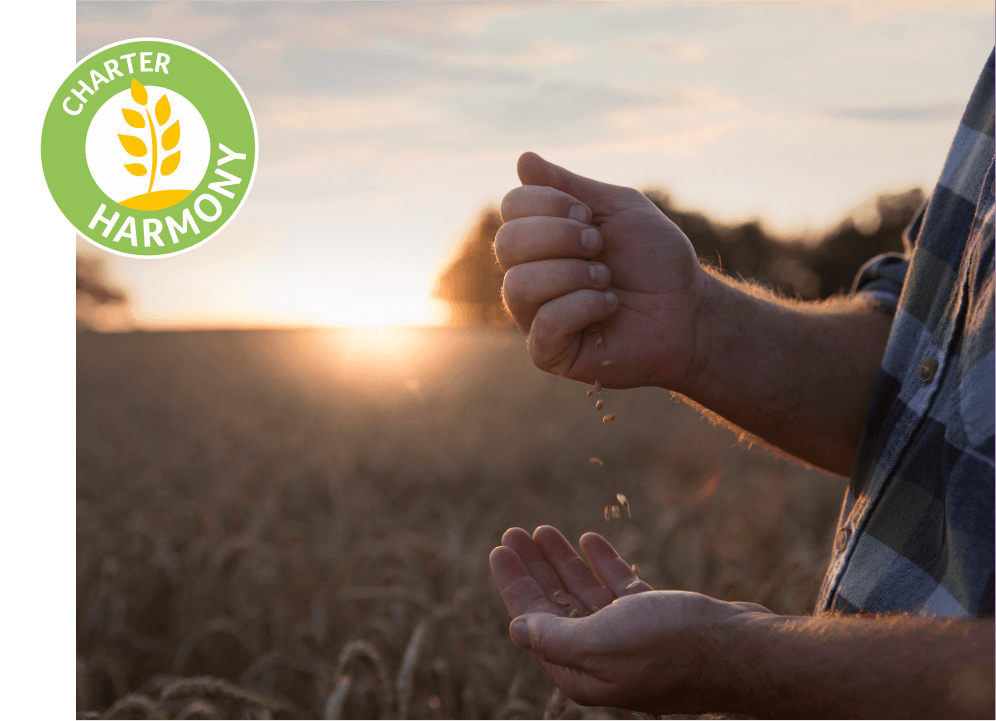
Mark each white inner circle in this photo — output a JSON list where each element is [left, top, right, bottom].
[[85, 86, 211, 204]]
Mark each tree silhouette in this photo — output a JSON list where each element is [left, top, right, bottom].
[[77, 256, 129, 332], [434, 188, 925, 326], [643, 187, 921, 300], [433, 206, 512, 327]]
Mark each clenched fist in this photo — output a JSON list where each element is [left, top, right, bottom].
[[495, 152, 709, 391]]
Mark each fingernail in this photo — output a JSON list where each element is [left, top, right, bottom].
[[589, 264, 609, 285], [581, 228, 599, 252], [569, 205, 588, 223], [604, 291, 618, 307], [510, 618, 530, 648]]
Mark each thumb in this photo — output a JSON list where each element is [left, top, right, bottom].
[[516, 151, 626, 211], [509, 614, 583, 668]]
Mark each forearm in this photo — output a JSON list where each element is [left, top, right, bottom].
[[715, 612, 995, 719], [674, 265, 894, 476]]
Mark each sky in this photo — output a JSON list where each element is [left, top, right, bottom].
[[74, 0, 995, 329]]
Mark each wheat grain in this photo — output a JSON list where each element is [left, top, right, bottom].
[[595, 336, 603, 347], [602, 414, 615, 423], [568, 609, 578, 618], [552, 589, 561, 597], [586, 390, 593, 396], [589, 457, 602, 466], [591, 606, 600, 613], [616, 493, 630, 517], [624, 579, 641, 592], [594, 380, 601, 393], [631, 564, 640, 577], [595, 400, 603, 411], [601, 359, 613, 367], [557, 600, 569, 607]]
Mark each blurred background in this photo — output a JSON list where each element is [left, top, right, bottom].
[[76, 2, 994, 719]]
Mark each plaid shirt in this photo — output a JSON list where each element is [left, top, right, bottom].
[[815, 49, 995, 618]]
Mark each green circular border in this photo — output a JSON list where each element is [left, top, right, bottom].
[[42, 38, 258, 258]]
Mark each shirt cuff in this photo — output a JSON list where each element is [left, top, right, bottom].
[[849, 252, 909, 315]]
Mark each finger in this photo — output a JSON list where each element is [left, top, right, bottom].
[[489, 545, 564, 619], [501, 528, 585, 616], [503, 260, 612, 336], [532, 526, 616, 612], [579, 533, 653, 597], [494, 216, 601, 271], [500, 185, 591, 224], [517, 151, 627, 215], [528, 290, 618, 374]]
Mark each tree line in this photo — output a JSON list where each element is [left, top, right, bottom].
[[434, 187, 923, 327]]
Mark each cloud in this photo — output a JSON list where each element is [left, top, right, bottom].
[[610, 35, 709, 63], [562, 115, 762, 159], [838, 0, 991, 25], [253, 93, 450, 133], [77, 1, 242, 58], [823, 103, 963, 123]]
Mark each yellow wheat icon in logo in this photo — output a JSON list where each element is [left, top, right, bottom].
[[117, 79, 192, 211]]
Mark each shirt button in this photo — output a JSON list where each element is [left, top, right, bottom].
[[835, 527, 851, 551], [917, 357, 938, 382]]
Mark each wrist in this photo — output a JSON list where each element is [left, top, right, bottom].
[[700, 610, 775, 716], [679, 265, 720, 395]]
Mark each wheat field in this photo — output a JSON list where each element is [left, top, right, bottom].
[[77, 327, 848, 719]]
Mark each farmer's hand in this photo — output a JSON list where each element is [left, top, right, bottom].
[[495, 152, 709, 390], [489, 526, 774, 715]]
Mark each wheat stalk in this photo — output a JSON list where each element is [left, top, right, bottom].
[[159, 676, 294, 716], [395, 616, 431, 719], [542, 686, 568, 720], [98, 693, 168, 720], [326, 640, 394, 720], [322, 672, 354, 720], [174, 699, 221, 719]]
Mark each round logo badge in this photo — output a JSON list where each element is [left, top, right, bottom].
[[42, 38, 257, 257]]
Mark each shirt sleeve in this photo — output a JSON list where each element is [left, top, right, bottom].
[[849, 252, 909, 314], [847, 200, 926, 314]]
